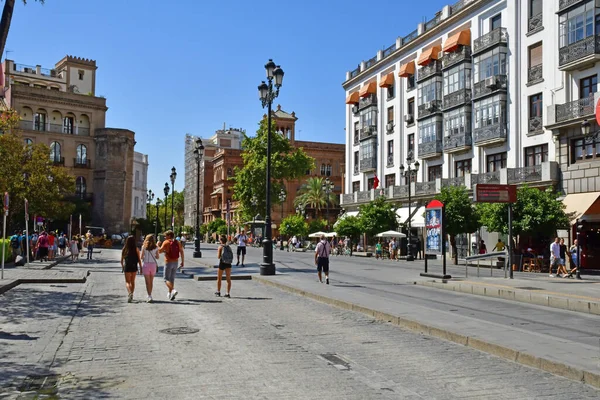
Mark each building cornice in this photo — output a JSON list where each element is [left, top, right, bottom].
[[9, 85, 108, 111]]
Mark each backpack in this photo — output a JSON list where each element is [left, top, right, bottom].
[[221, 245, 233, 264], [38, 235, 48, 247], [58, 237, 66, 246], [168, 240, 180, 260], [10, 236, 20, 249]]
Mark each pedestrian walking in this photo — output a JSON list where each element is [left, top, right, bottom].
[[85, 232, 94, 260], [121, 236, 142, 303], [69, 236, 79, 261], [389, 239, 397, 260], [58, 233, 67, 256], [37, 232, 49, 262], [314, 234, 331, 284], [479, 240, 487, 254], [549, 237, 560, 277], [158, 230, 184, 301], [234, 229, 247, 267], [568, 239, 579, 277], [375, 240, 383, 260], [557, 238, 569, 277], [48, 232, 55, 261], [141, 234, 159, 303], [9, 230, 21, 261], [180, 235, 186, 249], [215, 235, 233, 298], [76, 235, 82, 258]]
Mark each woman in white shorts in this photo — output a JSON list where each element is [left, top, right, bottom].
[[141, 234, 159, 303]]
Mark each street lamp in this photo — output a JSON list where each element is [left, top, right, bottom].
[[399, 156, 420, 261], [163, 182, 169, 233], [279, 188, 286, 250], [146, 189, 154, 219], [257, 58, 284, 276], [581, 119, 592, 137], [322, 177, 334, 231], [193, 139, 205, 258], [170, 167, 177, 233], [155, 199, 161, 237]]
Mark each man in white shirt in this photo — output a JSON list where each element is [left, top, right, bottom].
[[549, 237, 560, 277], [315, 234, 331, 284], [234, 229, 248, 267]]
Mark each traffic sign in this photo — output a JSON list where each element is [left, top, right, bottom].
[[473, 184, 517, 203], [596, 98, 600, 126], [3, 192, 8, 212]]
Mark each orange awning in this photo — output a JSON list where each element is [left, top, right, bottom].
[[443, 29, 471, 53], [379, 73, 395, 88], [398, 61, 415, 77], [359, 81, 377, 98], [345, 91, 360, 104], [417, 45, 441, 66]]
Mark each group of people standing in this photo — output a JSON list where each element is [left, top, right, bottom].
[[8, 230, 93, 263]]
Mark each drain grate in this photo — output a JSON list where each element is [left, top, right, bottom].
[[320, 353, 351, 370], [515, 287, 544, 290], [159, 327, 200, 335]]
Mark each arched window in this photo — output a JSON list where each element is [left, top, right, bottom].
[[75, 177, 86, 198], [76, 144, 87, 165], [320, 164, 326, 176], [24, 138, 33, 146], [326, 164, 332, 176], [50, 141, 61, 163]]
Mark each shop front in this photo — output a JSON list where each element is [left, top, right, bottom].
[[563, 192, 600, 270]]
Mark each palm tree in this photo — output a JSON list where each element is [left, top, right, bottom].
[[294, 177, 338, 217]]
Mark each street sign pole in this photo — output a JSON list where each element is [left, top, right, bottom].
[[2, 192, 9, 279], [508, 204, 513, 279], [25, 198, 30, 265]]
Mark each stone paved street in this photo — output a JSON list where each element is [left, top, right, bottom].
[[1, 249, 599, 399]]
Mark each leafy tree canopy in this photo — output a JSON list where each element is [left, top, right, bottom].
[[308, 218, 327, 234], [334, 216, 362, 242], [434, 186, 481, 237], [358, 196, 398, 238], [294, 177, 338, 217], [280, 214, 308, 238], [207, 218, 228, 236]]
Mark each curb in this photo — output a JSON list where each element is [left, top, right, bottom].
[[253, 276, 600, 389], [192, 275, 252, 281], [417, 280, 600, 316], [0, 271, 89, 295], [42, 256, 71, 270]]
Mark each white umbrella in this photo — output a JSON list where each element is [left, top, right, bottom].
[[308, 231, 328, 238], [325, 232, 337, 238], [375, 230, 406, 238]]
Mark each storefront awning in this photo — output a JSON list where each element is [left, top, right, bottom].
[[443, 29, 471, 53], [398, 61, 415, 77], [417, 45, 441, 66], [333, 210, 359, 228], [210, 188, 223, 196], [396, 206, 425, 228], [359, 81, 377, 98], [379, 73, 395, 88], [345, 91, 360, 104], [562, 192, 600, 225]]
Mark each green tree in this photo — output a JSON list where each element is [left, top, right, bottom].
[[280, 215, 308, 238], [294, 177, 338, 218], [358, 196, 398, 239], [477, 186, 570, 246], [232, 119, 314, 223], [207, 218, 227, 236], [0, 1, 45, 61], [434, 186, 481, 264], [308, 218, 327, 233], [334, 216, 362, 247]]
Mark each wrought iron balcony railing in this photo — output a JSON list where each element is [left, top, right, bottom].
[[358, 94, 377, 110], [507, 165, 542, 184], [442, 47, 472, 70], [353, 164, 359, 175], [417, 100, 442, 119], [472, 171, 501, 185], [365, 56, 377, 69], [402, 29, 418, 46], [51, 157, 65, 166], [359, 125, 377, 140], [442, 176, 465, 187], [424, 14, 441, 32], [359, 157, 377, 172], [353, 132, 359, 145], [555, 95, 594, 123], [559, 34, 600, 68], [443, 132, 472, 152], [527, 64, 543, 84], [559, 0, 586, 12], [73, 158, 92, 168], [528, 116, 543, 134], [418, 140, 442, 158], [473, 27, 508, 54], [417, 60, 442, 83], [350, 67, 360, 79], [415, 181, 437, 195], [393, 185, 409, 198], [473, 122, 507, 145], [386, 154, 394, 167], [528, 13, 543, 33], [473, 74, 507, 99], [443, 88, 471, 110]]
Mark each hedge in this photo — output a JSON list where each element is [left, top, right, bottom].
[[0, 239, 11, 263]]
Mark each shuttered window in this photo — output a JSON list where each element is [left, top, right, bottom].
[[529, 43, 542, 67]]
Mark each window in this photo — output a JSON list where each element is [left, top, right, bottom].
[[444, 108, 471, 137], [134, 197, 139, 213], [490, 14, 502, 31], [360, 139, 376, 160], [63, 117, 74, 134], [34, 112, 46, 131], [407, 74, 416, 90], [528, 42, 543, 69], [387, 85, 395, 99], [353, 121, 359, 143], [320, 164, 326, 176], [529, 93, 543, 126], [525, 144, 548, 166], [529, 0, 542, 17], [387, 140, 394, 160], [572, 137, 600, 161], [407, 98, 415, 121], [418, 118, 442, 144], [455, 159, 472, 177], [473, 47, 508, 82], [49, 141, 61, 162], [24, 138, 33, 146], [367, 177, 376, 190], [474, 95, 506, 129], [359, 107, 377, 128], [385, 173, 395, 187], [559, 1, 600, 48], [428, 165, 442, 181], [325, 164, 332, 176], [352, 181, 360, 193], [78, 70, 84, 80], [418, 78, 442, 105], [75, 176, 86, 198], [354, 151, 359, 173], [580, 75, 598, 98], [486, 152, 507, 172], [443, 64, 471, 96], [76, 144, 87, 165], [408, 134, 415, 154], [227, 168, 233, 176], [387, 106, 394, 124]]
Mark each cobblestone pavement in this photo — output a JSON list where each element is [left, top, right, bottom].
[[0, 250, 599, 399]]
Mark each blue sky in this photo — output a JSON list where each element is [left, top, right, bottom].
[[6, 0, 448, 198]]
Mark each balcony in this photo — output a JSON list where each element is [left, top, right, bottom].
[[473, 27, 508, 55], [442, 46, 472, 70], [353, 131, 359, 146], [418, 140, 442, 159], [386, 154, 394, 167], [359, 125, 377, 140], [442, 176, 465, 187], [527, 64, 543, 85], [424, 13, 441, 32], [528, 13, 543, 34], [51, 157, 65, 166], [472, 171, 501, 185], [473, 122, 507, 146], [555, 96, 595, 124], [528, 116, 543, 135], [559, 34, 600, 70], [359, 157, 377, 172], [358, 94, 377, 110], [559, 0, 586, 12], [73, 158, 92, 168], [417, 60, 442, 83], [18, 120, 91, 136], [443, 132, 472, 153], [472, 74, 507, 99], [508, 162, 559, 184], [341, 193, 354, 205], [415, 181, 437, 196], [353, 164, 359, 175], [450, 0, 477, 15], [392, 185, 409, 198], [417, 100, 442, 120], [443, 89, 471, 110]]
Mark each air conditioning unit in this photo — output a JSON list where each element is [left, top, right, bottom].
[[426, 101, 436, 111], [386, 122, 394, 132], [352, 105, 359, 114], [485, 76, 498, 89], [404, 114, 414, 123]]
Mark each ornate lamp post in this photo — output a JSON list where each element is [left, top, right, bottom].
[[279, 188, 286, 250], [146, 189, 154, 219], [163, 182, 169, 233], [322, 177, 334, 231], [170, 167, 177, 233], [257, 59, 284, 276], [193, 139, 205, 258], [155, 199, 161, 237], [399, 156, 420, 262]]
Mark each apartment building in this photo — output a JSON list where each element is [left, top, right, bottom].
[[131, 152, 149, 219], [3, 55, 136, 234]]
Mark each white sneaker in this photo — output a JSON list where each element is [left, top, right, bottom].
[[170, 290, 178, 301], [167, 291, 171, 300], [549, 274, 555, 278], [146, 296, 153, 303]]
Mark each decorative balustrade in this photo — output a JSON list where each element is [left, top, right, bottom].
[[353, 164, 359, 175], [528, 13, 543, 33], [528, 116, 543, 134], [383, 44, 395, 58], [358, 94, 377, 110], [415, 181, 437, 195], [559, 0, 586, 12], [424, 14, 441, 32], [472, 171, 500, 184], [402, 29, 418, 46], [450, 0, 476, 15], [386, 154, 394, 167], [417, 60, 442, 83], [359, 157, 377, 172], [350, 67, 360, 78], [342, 194, 354, 204], [527, 64, 543, 84], [555, 95, 594, 123], [417, 100, 442, 119], [473, 122, 507, 145], [359, 125, 377, 140], [473, 27, 508, 54], [443, 88, 471, 110], [559, 35, 600, 67], [507, 165, 542, 184], [393, 185, 409, 198], [442, 46, 471, 70], [365, 56, 378, 69], [443, 176, 465, 187], [418, 140, 442, 158], [357, 191, 370, 202], [443, 132, 472, 152], [473, 74, 507, 98]]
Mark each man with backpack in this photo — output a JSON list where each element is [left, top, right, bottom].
[[315, 234, 332, 284], [10, 230, 22, 261], [215, 235, 233, 298], [158, 230, 184, 300]]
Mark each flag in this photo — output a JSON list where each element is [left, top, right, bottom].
[[373, 175, 380, 189]]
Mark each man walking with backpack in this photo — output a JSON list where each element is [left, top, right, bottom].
[[158, 230, 184, 300], [315, 234, 331, 284], [9, 230, 22, 261], [215, 235, 233, 298]]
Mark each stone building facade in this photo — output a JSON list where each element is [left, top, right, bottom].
[[3, 55, 135, 233], [131, 152, 149, 219]]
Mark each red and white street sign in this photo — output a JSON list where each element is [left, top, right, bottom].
[[3, 192, 8, 212]]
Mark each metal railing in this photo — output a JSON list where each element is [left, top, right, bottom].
[[528, 13, 543, 33], [473, 74, 507, 98], [417, 60, 442, 83], [418, 140, 442, 158], [527, 64, 543, 84], [383, 44, 396, 58], [442, 46, 471, 70], [507, 165, 542, 184], [555, 95, 594, 123], [386, 154, 394, 167], [443, 88, 471, 110], [365, 56, 378, 69], [415, 181, 437, 195], [473, 27, 508, 54], [473, 122, 507, 145], [358, 94, 377, 110], [472, 171, 501, 184], [559, 34, 600, 67], [359, 157, 377, 171], [464, 251, 509, 278], [402, 29, 418, 46], [417, 100, 442, 119], [424, 14, 441, 32], [73, 158, 92, 168], [350, 67, 360, 78], [528, 116, 543, 134], [450, 0, 476, 15], [443, 132, 472, 152], [559, 0, 586, 12]]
